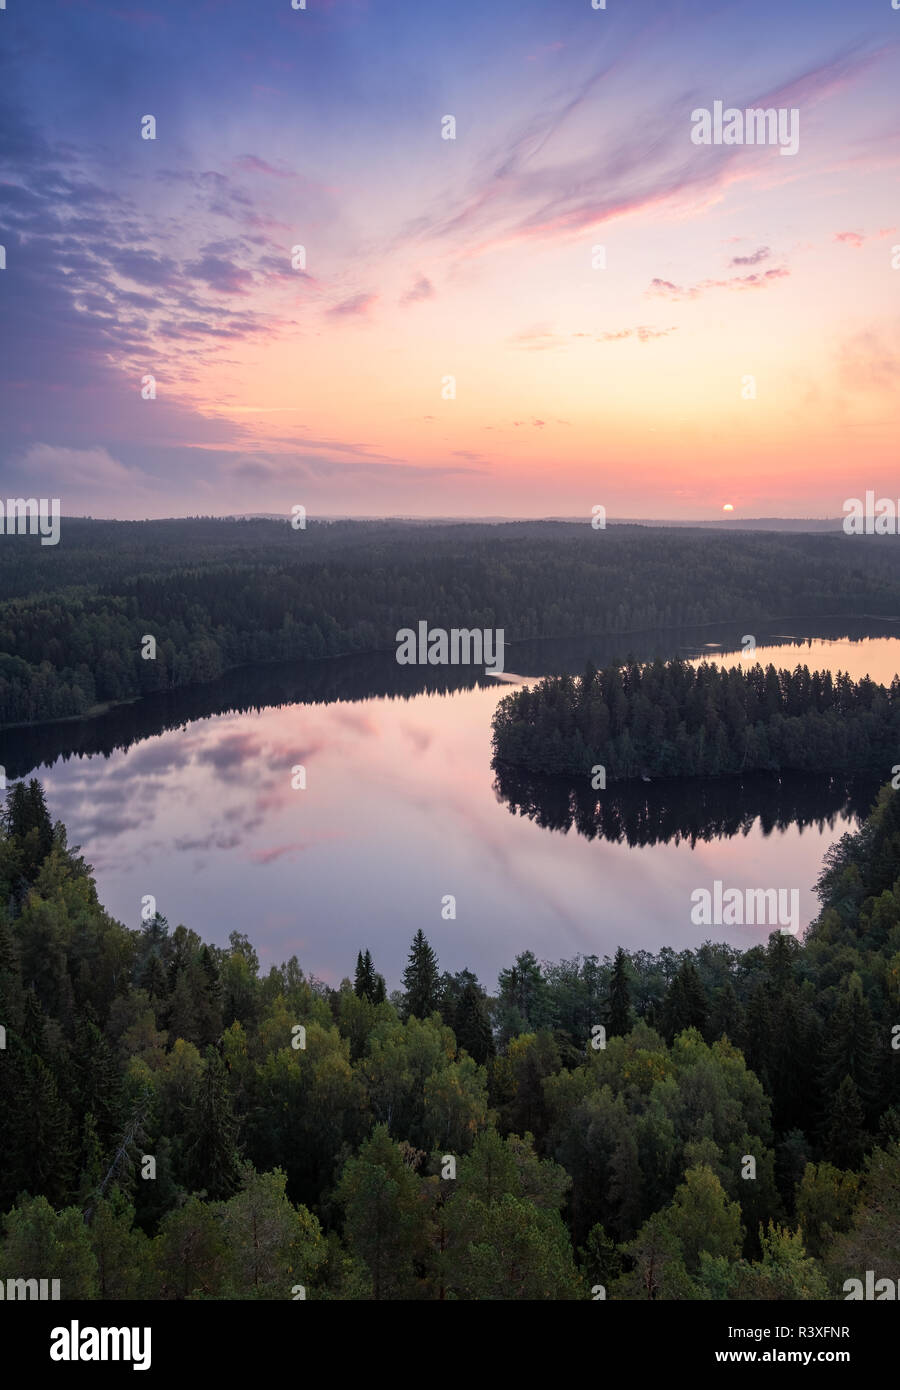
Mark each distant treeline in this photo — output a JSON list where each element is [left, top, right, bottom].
[[492, 658, 900, 781], [3, 517, 900, 726]]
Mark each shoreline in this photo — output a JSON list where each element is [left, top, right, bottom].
[[2, 609, 898, 737]]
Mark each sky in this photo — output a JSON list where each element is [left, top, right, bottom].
[[1, 0, 899, 520]]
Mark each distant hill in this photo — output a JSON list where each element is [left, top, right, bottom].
[[234, 513, 843, 532]]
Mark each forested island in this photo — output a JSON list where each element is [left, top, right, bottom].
[[4, 516, 900, 727], [2, 776, 900, 1299], [492, 658, 900, 781]]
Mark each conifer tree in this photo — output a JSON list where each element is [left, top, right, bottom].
[[822, 977, 880, 1121], [454, 979, 495, 1064], [183, 1047, 241, 1198], [354, 948, 377, 1001], [661, 960, 708, 1043], [823, 1076, 868, 1170], [402, 930, 440, 1019], [608, 947, 632, 1037]]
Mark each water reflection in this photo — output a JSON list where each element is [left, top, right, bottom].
[[0, 652, 497, 780], [493, 765, 881, 849], [4, 620, 899, 984]]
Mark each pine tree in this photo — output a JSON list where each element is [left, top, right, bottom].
[[5, 779, 55, 884], [7, 1050, 76, 1209], [72, 1017, 123, 1152], [454, 980, 495, 1064], [821, 976, 880, 1121], [166, 969, 200, 1045], [0, 917, 22, 1031], [401, 930, 440, 1020], [823, 1075, 868, 1169], [354, 948, 377, 1002], [194, 946, 223, 1046], [496, 950, 551, 1042], [142, 953, 168, 1006], [661, 960, 708, 1043], [707, 978, 744, 1044], [608, 947, 631, 1037], [182, 1047, 241, 1198], [22, 986, 47, 1056]]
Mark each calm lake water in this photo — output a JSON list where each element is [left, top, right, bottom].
[[5, 617, 900, 989]]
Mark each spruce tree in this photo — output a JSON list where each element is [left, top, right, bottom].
[[821, 977, 880, 1121], [354, 949, 377, 1002], [401, 930, 440, 1020], [707, 978, 744, 1045], [183, 1047, 241, 1198], [608, 947, 631, 1037], [823, 1076, 868, 1169], [661, 960, 708, 1043], [454, 980, 494, 1064], [142, 953, 168, 1005]]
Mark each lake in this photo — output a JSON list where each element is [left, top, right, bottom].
[[3, 617, 898, 989]]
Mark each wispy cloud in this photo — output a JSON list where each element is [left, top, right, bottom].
[[327, 292, 378, 317], [730, 246, 771, 266], [648, 268, 789, 300], [400, 275, 435, 305]]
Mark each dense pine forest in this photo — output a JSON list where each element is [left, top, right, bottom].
[[2, 777, 900, 1299], [4, 517, 900, 726], [492, 658, 900, 781]]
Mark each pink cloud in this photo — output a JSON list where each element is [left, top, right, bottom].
[[400, 275, 435, 305], [327, 292, 378, 318], [730, 246, 771, 266], [513, 324, 678, 347], [232, 155, 298, 180], [249, 843, 311, 865], [648, 268, 789, 300], [598, 326, 678, 342]]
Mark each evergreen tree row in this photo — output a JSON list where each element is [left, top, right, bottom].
[[492, 657, 900, 780]]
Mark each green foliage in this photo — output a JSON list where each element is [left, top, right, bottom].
[[824, 1143, 900, 1292], [218, 1164, 324, 1298], [335, 1126, 432, 1300], [0, 1194, 98, 1298], [2, 778, 900, 1299], [796, 1161, 860, 1260], [181, 1048, 241, 1199]]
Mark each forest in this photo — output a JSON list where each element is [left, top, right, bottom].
[[492, 658, 900, 781], [3, 516, 900, 726], [1, 776, 899, 1299]]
